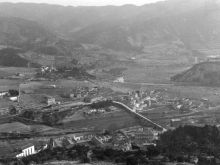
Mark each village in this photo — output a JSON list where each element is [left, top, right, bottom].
[[0, 64, 217, 165]]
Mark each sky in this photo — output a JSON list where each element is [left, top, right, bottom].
[[0, 0, 164, 6]]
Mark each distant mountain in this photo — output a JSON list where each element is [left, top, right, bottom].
[[0, 16, 94, 80], [0, 16, 86, 65], [0, 16, 84, 56], [171, 61, 220, 86], [0, 0, 220, 55], [0, 17, 56, 48]]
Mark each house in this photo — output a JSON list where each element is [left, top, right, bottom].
[[114, 77, 124, 83], [170, 118, 182, 127], [91, 96, 105, 103], [9, 96, 18, 102], [16, 144, 36, 158], [72, 133, 93, 142], [45, 96, 56, 106], [207, 55, 220, 62], [0, 91, 8, 98], [97, 135, 112, 143], [74, 134, 84, 141]]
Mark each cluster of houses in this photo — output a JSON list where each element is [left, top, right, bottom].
[[61, 86, 100, 101], [84, 108, 106, 116], [127, 90, 159, 112], [167, 98, 203, 113], [120, 126, 159, 146], [40, 66, 57, 74], [122, 89, 207, 113], [113, 77, 124, 83], [0, 124, 164, 160], [92, 131, 132, 151], [91, 126, 160, 151]]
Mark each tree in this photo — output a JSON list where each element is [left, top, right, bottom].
[[9, 105, 17, 115], [21, 110, 35, 120], [8, 89, 19, 97]]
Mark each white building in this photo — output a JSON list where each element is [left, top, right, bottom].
[[16, 144, 36, 158], [207, 55, 220, 62], [114, 77, 124, 83], [0, 91, 8, 98], [46, 96, 56, 106], [9, 96, 18, 102]]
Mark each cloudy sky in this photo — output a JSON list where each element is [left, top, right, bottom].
[[0, 0, 164, 6]]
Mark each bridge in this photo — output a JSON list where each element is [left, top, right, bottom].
[[112, 101, 167, 132]]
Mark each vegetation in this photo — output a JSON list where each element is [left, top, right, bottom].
[[3, 145, 150, 165], [36, 66, 95, 80], [2, 125, 220, 164], [0, 48, 29, 67], [8, 89, 19, 97], [157, 125, 220, 162]]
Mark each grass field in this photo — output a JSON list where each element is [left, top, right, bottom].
[[61, 109, 140, 131], [0, 122, 55, 133]]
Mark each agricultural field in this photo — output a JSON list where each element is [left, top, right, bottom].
[[61, 106, 140, 131], [0, 122, 54, 133]]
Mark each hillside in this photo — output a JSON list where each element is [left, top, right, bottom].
[[0, 17, 56, 48], [0, 0, 220, 56], [1, 0, 220, 82], [171, 61, 220, 86], [0, 16, 94, 79], [0, 48, 39, 67]]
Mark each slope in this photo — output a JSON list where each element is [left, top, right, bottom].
[[171, 61, 220, 86]]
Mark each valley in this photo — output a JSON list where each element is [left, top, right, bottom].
[[0, 0, 220, 164]]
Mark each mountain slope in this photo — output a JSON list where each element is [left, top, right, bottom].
[[0, 17, 56, 48], [171, 61, 220, 86], [0, 0, 220, 55], [0, 48, 39, 67]]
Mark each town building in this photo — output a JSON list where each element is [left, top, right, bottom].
[[16, 144, 36, 158]]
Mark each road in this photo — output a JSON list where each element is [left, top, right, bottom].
[[122, 81, 174, 86], [112, 101, 167, 132]]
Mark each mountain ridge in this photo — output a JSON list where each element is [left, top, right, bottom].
[[0, 0, 220, 64]]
